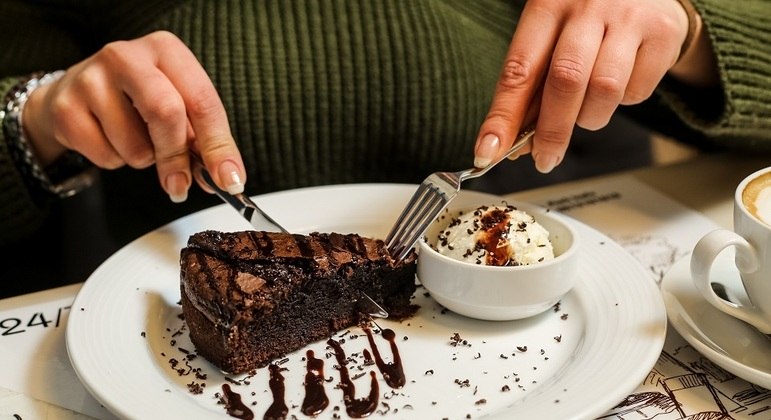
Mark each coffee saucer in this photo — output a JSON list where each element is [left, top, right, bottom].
[[661, 250, 771, 388]]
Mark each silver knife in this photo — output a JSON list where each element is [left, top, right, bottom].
[[190, 151, 287, 233], [189, 151, 388, 318]]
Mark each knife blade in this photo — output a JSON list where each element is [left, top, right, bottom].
[[189, 151, 388, 318]]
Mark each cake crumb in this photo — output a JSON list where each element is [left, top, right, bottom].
[[454, 378, 471, 388], [187, 381, 205, 394], [449, 332, 472, 347]]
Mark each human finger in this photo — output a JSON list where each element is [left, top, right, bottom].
[[99, 37, 191, 202], [46, 77, 125, 169], [473, 2, 560, 168], [622, 36, 680, 106], [623, 2, 684, 105], [76, 67, 155, 169], [575, 28, 638, 130], [533, 15, 604, 173], [117, 67, 190, 201], [506, 93, 541, 162], [105, 31, 244, 202], [149, 32, 245, 196]]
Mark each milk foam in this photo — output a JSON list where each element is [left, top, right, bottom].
[[742, 172, 771, 227], [751, 188, 771, 226]]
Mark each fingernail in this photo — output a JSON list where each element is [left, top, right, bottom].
[[474, 133, 500, 168], [219, 160, 244, 194], [534, 153, 560, 174], [166, 172, 189, 203]]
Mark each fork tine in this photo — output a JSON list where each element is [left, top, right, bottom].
[[388, 190, 448, 261], [386, 183, 432, 244], [393, 198, 447, 261], [398, 190, 443, 242], [386, 186, 434, 252], [386, 127, 534, 262], [391, 190, 438, 248]]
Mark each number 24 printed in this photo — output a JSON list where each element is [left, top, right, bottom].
[[0, 306, 70, 336]]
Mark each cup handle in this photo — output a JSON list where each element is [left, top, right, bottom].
[[690, 229, 771, 333]]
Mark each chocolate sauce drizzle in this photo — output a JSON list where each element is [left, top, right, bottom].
[[217, 327, 407, 419], [364, 328, 406, 388], [293, 234, 315, 258], [362, 348, 374, 365], [343, 234, 369, 256], [301, 350, 329, 416], [221, 384, 255, 420], [247, 231, 275, 255], [478, 208, 514, 266], [265, 364, 289, 420], [327, 338, 380, 418]]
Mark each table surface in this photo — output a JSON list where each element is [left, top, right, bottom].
[[2, 152, 770, 420], [527, 152, 767, 230]]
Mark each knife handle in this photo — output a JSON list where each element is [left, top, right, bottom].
[[189, 152, 288, 233]]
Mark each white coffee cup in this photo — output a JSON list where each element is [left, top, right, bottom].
[[691, 166, 771, 334]]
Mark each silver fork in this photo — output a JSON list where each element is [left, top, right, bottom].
[[386, 127, 535, 262]]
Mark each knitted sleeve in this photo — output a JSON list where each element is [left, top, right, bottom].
[[645, 0, 771, 151], [0, 76, 53, 245], [140, 0, 518, 192], [0, 1, 92, 246]]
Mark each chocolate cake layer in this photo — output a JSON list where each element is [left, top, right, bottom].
[[180, 230, 417, 374]]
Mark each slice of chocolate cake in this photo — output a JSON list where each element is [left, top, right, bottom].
[[180, 230, 417, 374]]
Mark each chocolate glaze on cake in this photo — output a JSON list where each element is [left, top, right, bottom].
[[180, 230, 417, 374]]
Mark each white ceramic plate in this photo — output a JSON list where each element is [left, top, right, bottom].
[[66, 184, 666, 419], [661, 251, 771, 388]]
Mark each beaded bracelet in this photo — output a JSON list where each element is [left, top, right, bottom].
[[1, 71, 96, 198]]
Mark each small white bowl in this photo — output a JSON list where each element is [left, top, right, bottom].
[[417, 201, 580, 321]]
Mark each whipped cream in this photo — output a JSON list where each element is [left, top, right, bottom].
[[434, 205, 554, 266]]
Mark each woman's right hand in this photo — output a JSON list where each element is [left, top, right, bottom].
[[473, 0, 717, 175], [22, 30, 246, 203]]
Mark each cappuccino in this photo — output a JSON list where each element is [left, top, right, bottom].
[[742, 171, 771, 226], [692, 165, 771, 334]]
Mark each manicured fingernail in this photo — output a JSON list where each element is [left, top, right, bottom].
[[534, 153, 560, 174], [166, 172, 189, 203], [474, 134, 500, 168], [219, 160, 244, 194]]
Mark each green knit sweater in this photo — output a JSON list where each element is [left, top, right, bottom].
[[1, 0, 770, 245]]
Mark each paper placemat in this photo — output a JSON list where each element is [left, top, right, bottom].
[[0, 283, 114, 419]]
